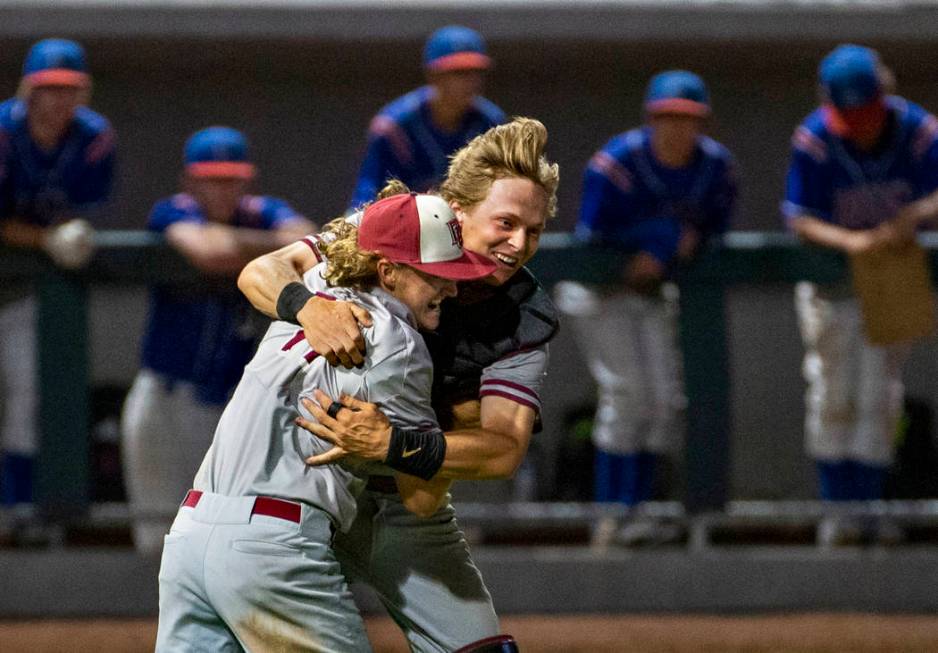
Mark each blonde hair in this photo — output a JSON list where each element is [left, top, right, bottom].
[[440, 117, 559, 218], [320, 180, 412, 289]]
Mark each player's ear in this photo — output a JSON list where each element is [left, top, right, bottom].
[[376, 259, 398, 291], [449, 201, 465, 224]]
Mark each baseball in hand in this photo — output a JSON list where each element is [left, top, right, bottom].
[[45, 219, 96, 269]]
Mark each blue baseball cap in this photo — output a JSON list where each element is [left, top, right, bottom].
[[644, 70, 710, 117], [184, 126, 256, 179], [423, 25, 491, 72], [819, 44, 883, 109], [22, 38, 89, 88]]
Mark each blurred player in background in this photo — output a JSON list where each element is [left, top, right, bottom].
[[239, 118, 556, 652], [783, 45, 938, 546], [0, 38, 114, 531], [349, 24, 505, 209], [157, 193, 495, 652], [555, 70, 737, 548], [121, 126, 311, 555]]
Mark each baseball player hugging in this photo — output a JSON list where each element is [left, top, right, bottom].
[[239, 118, 559, 652], [155, 193, 495, 652], [121, 127, 311, 554], [556, 70, 737, 547]]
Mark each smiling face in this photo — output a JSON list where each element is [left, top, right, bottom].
[[452, 176, 548, 286], [379, 262, 458, 331]]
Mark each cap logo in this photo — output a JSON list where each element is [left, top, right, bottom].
[[447, 219, 462, 248]]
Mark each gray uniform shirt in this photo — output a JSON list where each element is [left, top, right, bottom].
[[192, 285, 441, 533], [301, 258, 550, 415]]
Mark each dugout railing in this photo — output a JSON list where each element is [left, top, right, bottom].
[[3, 231, 937, 543]]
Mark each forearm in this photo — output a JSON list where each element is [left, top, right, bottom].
[[1, 220, 48, 250], [790, 215, 857, 252], [238, 240, 315, 319], [229, 224, 311, 261], [436, 427, 527, 480], [169, 222, 313, 277], [897, 188, 938, 228]]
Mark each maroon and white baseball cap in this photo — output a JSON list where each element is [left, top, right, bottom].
[[359, 193, 496, 281]]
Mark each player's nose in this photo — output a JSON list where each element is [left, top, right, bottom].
[[507, 227, 527, 251]]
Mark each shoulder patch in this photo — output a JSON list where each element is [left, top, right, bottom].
[[84, 128, 115, 165], [912, 113, 938, 161], [588, 150, 633, 195], [368, 114, 414, 167], [792, 125, 828, 163]]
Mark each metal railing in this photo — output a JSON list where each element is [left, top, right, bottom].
[[5, 230, 938, 524]]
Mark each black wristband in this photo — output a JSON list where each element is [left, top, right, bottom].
[[276, 282, 314, 324], [384, 426, 447, 481]]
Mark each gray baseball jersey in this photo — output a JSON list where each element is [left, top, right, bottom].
[[299, 258, 550, 652], [192, 285, 441, 533], [301, 259, 550, 415]]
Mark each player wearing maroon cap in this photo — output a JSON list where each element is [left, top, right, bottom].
[[121, 127, 311, 555], [240, 117, 556, 652], [349, 25, 505, 209], [156, 193, 495, 652]]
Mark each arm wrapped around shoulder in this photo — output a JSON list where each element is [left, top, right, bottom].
[[385, 426, 447, 481]]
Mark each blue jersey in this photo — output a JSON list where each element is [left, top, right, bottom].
[[783, 96, 938, 229], [0, 98, 114, 225], [350, 86, 505, 209], [141, 193, 302, 406], [576, 127, 736, 266]]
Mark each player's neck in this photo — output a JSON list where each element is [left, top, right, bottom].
[[428, 95, 467, 132], [650, 135, 695, 169], [28, 119, 68, 151]]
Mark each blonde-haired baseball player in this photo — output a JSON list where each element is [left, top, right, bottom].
[[239, 117, 557, 652]]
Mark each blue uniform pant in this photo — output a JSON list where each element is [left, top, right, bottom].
[[817, 460, 888, 502], [594, 450, 658, 506]]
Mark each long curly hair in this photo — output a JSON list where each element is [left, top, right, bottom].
[[319, 180, 412, 289]]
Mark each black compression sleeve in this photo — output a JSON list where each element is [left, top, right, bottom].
[[276, 282, 314, 324], [384, 427, 447, 481]]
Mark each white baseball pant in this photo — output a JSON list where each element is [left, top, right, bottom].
[[554, 281, 686, 455], [794, 282, 910, 465], [0, 296, 38, 457], [335, 488, 499, 653], [156, 491, 371, 652], [121, 369, 223, 555]]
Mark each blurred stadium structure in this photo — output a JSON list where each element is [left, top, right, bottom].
[[4, 0, 938, 629]]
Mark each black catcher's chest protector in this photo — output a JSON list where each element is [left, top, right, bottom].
[[424, 268, 559, 429]]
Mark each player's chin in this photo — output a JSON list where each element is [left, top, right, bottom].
[[417, 308, 442, 331], [483, 266, 517, 287]]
